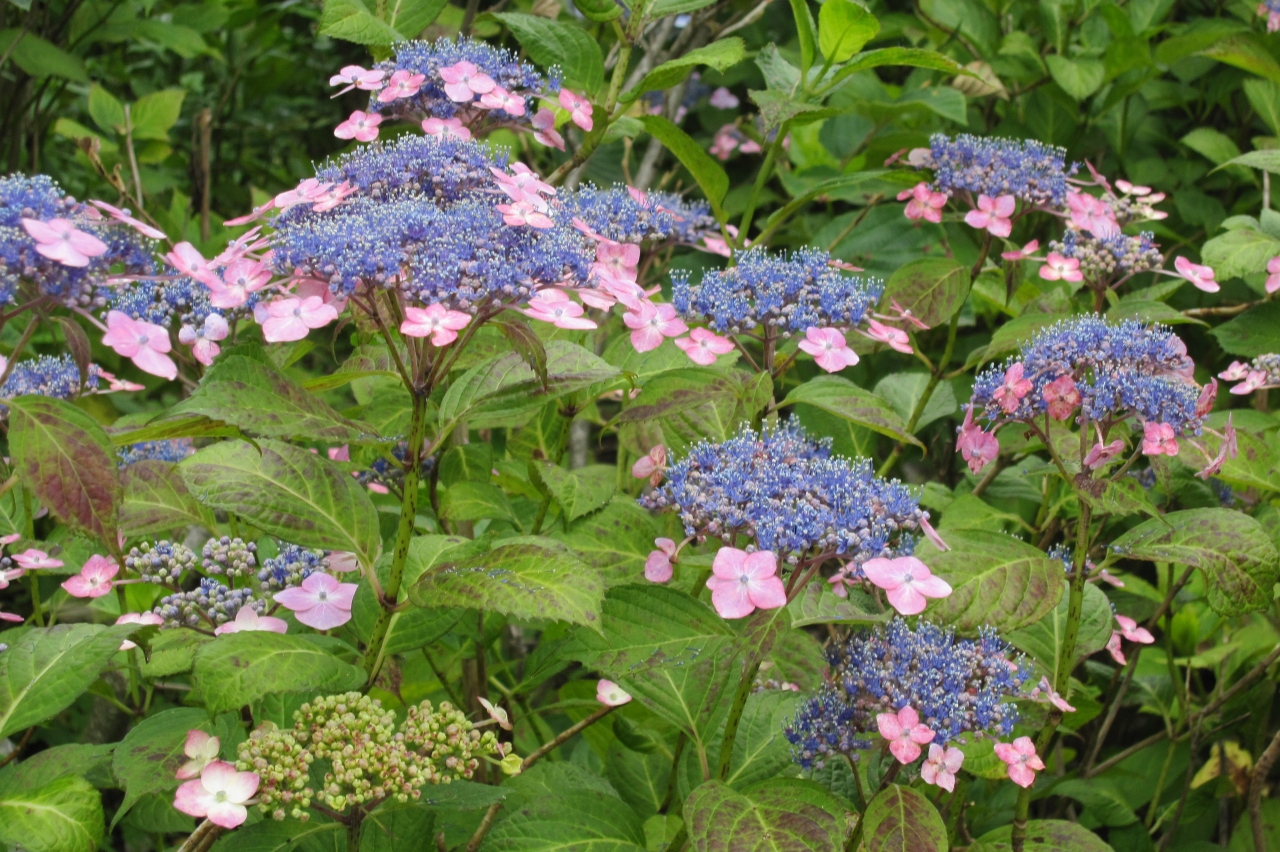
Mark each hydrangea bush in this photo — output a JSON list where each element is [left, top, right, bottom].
[[3, 1, 1280, 852]]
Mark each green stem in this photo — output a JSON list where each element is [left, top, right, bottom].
[[736, 122, 790, 248], [876, 311, 961, 478], [715, 659, 762, 779], [347, 810, 363, 852]]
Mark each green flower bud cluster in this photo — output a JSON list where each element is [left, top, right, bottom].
[[125, 540, 197, 584]]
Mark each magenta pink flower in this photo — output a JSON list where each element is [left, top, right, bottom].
[[439, 61, 495, 101], [1036, 676, 1076, 713], [260, 296, 339, 343], [992, 362, 1033, 414], [498, 201, 554, 229], [273, 572, 357, 630], [1039, 252, 1083, 282], [1001, 239, 1039, 261], [479, 86, 526, 115], [531, 108, 565, 150], [89, 200, 166, 239], [334, 110, 382, 142], [709, 127, 739, 160], [175, 730, 221, 780], [631, 444, 666, 486], [1195, 379, 1218, 416], [1066, 190, 1119, 238], [329, 65, 385, 95], [994, 737, 1044, 788], [179, 313, 230, 367], [860, 319, 913, 354], [214, 606, 288, 636], [1267, 256, 1280, 293], [60, 555, 118, 599], [21, 217, 108, 267], [377, 70, 426, 102], [964, 194, 1015, 237], [274, 178, 332, 210], [1042, 374, 1080, 421], [102, 311, 177, 380], [1174, 255, 1218, 293], [209, 258, 270, 309], [921, 743, 964, 791], [400, 304, 472, 346], [705, 547, 786, 619], [898, 182, 946, 224], [1116, 614, 1154, 644], [625, 302, 688, 352], [1084, 438, 1125, 470], [862, 555, 952, 616], [645, 537, 676, 583], [597, 679, 632, 707], [559, 89, 593, 130], [709, 87, 739, 109], [166, 242, 221, 286], [798, 327, 859, 373], [173, 760, 258, 828], [522, 290, 597, 330], [595, 240, 641, 283], [676, 327, 735, 365], [957, 408, 999, 473], [422, 117, 472, 140], [116, 612, 163, 649], [876, 705, 935, 764], [1142, 421, 1179, 456], [311, 181, 358, 213]]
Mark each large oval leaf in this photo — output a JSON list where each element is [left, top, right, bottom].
[[919, 530, 1065, 632], [190, 632, 366, 715], [862, 784, 947, 852], [780, 375, 923, 448], [685, 778, 849, 852]]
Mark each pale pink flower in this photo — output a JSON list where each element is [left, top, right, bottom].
[[898, 182, 946, 224], [0, 533, 20, 545], [422, 117, 472, 140], [21, 218, 108, 267], [1084, 439, 1125, 470], [704, 547, 787, 619], [116, 611, 163, 650], [0, 610, 22, 623], [1221, 360, 1253, 382], [479, 86, 525, 115], [498, 201, 554, 229], [625, 302, 687, 352], [89, 200, 166, 239], [632, 445, 666, 486], [992, 362, 1033, 414], [1195, 379, 1218, 416], [377, 70, 426, 102], [311, 181, 358, 213], [531, 108, 565, 150], [1066, 190, 1119, 238], [175, 730, 221, 780], [223, 199, 276, 227], [1106, 631, 1127, 665], [644, 537, 676, 583], [595, 241, 641, 282], [798, 327, 859, 373], [1039, 252, 1083, 283], [1001, 239, 1039, 261], [173, 760, 258, 829], [862, 556, 952, 616], [273, 178, 332, 210], [559, 89, 593, 131], [1198, 415, 1238, 479], [708, 87, 739, 109], [1142, 421, 1179, 456], [676, 328, 734, 365], [165, 242, 221, 286], [400, 304, 472, 346], [957, 407, 999, 473], [208, 258, 270, 309], [214, 606, 287, 636], [179, 313, 230, 367], [522, 290, 596, 330], [0, 566, 23, 591], [920, 515, 950, 552], [477, 697, 512, 730], [1042, 374, 1080, 421], [328, 552, 360, 573], [102, 311, 177, 380], [876, 705, 935, 764], [273, 572, 357, 630], [1116, 614, 1155, 644], [260, 296, 340, 343], [60, 554, 118, 599], [334, 110, 382, 142], [861, 319, 912, 354], [1098, 569, 1125, 588], [1036, 676, 1076, 713], [439, 61, 495, 101], [597, 679, 632, 707], [490, 164, 555, 206], [329, 65, 385, 95], [1267, 257, 1280, 294], [1116, 180, 1150, 195], [920, 743, 964, 791], [995, 737, 1044, 788], [964, 194, 1015, 238], [1174, 255, 1218, 293], [709, 126, 739, 160]]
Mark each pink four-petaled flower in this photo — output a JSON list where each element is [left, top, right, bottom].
[[559, 89, 593, 131], [644, 537, 677, 583], [498, 201, 554, 229], [531, 108, 565, 150], [798, 327, 859, 373], [90, 200, 166, 239], [400, 304, 473, 346], [522, 290, 597, 330], [964, 194, 1015, 238], [994, 737, 1044, 788], [1174, 255, 1218, 293], [214, 606, 288, 636], [479, 86, 526, 115], [861, 319, 913, 354], [920, 743, 964, 792], [334, 110, 382, 142], [1084, 439, 1125, 470], [1042, 374, 1080, 421], [992, 362, 1032, 414], [422, 117, 472, 140], [273, 572, 357, 630], [876, 705, 935, 764], [624, 302, 688, 352], [179, 313, 230, 367], [175, 730, 221, 780], [329, 65, 385, 95], [439, 61, 495, 102], [377, 70, 426, 102], [260, 296, 340, 343], [957, 407, 999, 474], [21, 218, 108, 267], [1001, 240, 1039, 262], [705, 547, 786, 619], [632, 444, 666, 487], [102, 311, 177, 380], [597, 679, 632, 706], [675, 328, 735, 365], [173, 760, 259, 829], [1141, 421, 1179, 456], [862, 555, 952, 616], [1039, 252, 1083, 283], [898, 182, 946, 224], [60, 554, 118, 599]]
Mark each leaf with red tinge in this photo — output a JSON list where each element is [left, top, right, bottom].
[[685, 778, 850, 852], [862, 784, 947, 852]]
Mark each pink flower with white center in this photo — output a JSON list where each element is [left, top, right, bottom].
[[1142, 421, 1179, 456], [992, 362, 1032, 414], [498, 201, 554, 229], [1220, 361, 1251, 382], [559, 89, 593, 131], [798, 327, 859, 373], [493, 164, 556, 205], [260, 296, 340, 343], [173, 760, 258, 829], [165, 242, 221, 286], [214, 605, 287, 636], [21, 218, 108, 268], [1106, 631, 1127, 665], [89, 200, 166, 239], [400, 304, 472, 346], [860, 319, 913, 354], [115, 611, 163, 649], [377, 70, 426, 102], [632, 444, 666, 486], [522, 290, 597, 330], [1267, 256, 1280, 293], [531, 108, 565, 150], [1116, 614, 1155, 644], [479, 86, 526, 115], [957, 408, 999, 473], [1042, 374, 1080, 421], [311, 181, 359, 213], [876, 705, 935, 764], [596, 241, 641, 282], [0, 567, 23, 591], [897, 182, 947, 224], [422, 117, 472, 140], [1195, 379, 1218, 416], [335, 110, 382, 142], [995, 737, 1044, 788], [921, 744, 964, 791], [223, 199, 276, 227], [1084, 439, 1125, 470], [175, 730, 221, 780], [274, 178, 332, 210], [964, 194, 1015, 238], [597, 679, 632, 707], [624, 302, 688, 352], [645, 537, 676, 583], [439, 61, 495, 101], [1039, 252, 1083, 283], [477, 697, 512, 730], [1066, 191, 1119, 238], [1233, 371, 1270, 394], [862, 556, 952, 616], [1174, 255, 1218, 293], [273, 572, 357, 630], [329, 65, 385, 95], [676, 328, 735, 365], [179, 314, 229, 367], [1001, 239, 1039, 261], [1036, 676, 1076, 713], [705, 548, 786, 619], [209, 258, 270, 309], [709, 87, 739, 109], [102, 311, 177, 380], [60, 554, 118, 599]]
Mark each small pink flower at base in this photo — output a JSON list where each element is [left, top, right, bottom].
[[478, 697, 512, 730], [1142, 421, 1179, 456], [175, 730, 221, 780], [597, 679, 632, 707], [1039, 252, 1083, 283], [705, 548, 786, 619], [116, 612, 164, 649], [861, 319, 913, 354], [994, 737, 1044, 788], [61, 554, 118, 598], [329, 65, 385, 95], [1001, 240, 1039, 262], [1042, 374, 1081, 421], [260, 296, 340, 343], [214, 606, 288, 636], [401, 304, 473, 346], [558, 89, 593, 131], [12, 548, 62, 570], [957, 409, 999, 474], [90, 200, 167, 239], [377, 70, 426, 102], [631, 445, 667, 486], [862, 556, 952, 616], [1267, 256, 1280, 294], [179, 314, 230, 367], [993, 362, 1032, 414], [273, 573, 357, 630], [964, 194, 1015, 238], [439, 61, 495, 102], [1174, 255, 1218, 293], [898, 183, 946, 224], [103, 311, 178, 380], [422, 117, 472, 141], [1037, 676, 1076, 713], [1116, 614, 1155, 644], [498, 200, 554, 229], [334, 110, 382, 142], [645, 538, 677, 583], [173, 760, 258, 829], [625, 303, 688, 352], [531, 108, 565, 150], [1084, 439, 1125, 470], [1106, 631, 1127, 665], [21, 218, 108, 267], [920, 743, 964, 792], [1195, 379, 1218, 417], [876, 705, 935, 764], [798, 327, 859, 373], [480, 87, 526, 115], [676, 328, 735, 365]]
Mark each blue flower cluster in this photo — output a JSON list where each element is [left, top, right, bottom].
[[155, 577, 260, 627], [117, 439, 195, 467], [559, 185, 717, 245], [105, 276, 217, 327], [202, 536, 258, 579], [309, 133, 504, 205], [971, 316, 1201, 434], [785, 620, 1029, 769], [926, 133, 1074, 206], [640, 421, 926, 566], [0, 354, 99, 400], [671, 247, 883, 335], [257, 543, 329, 592]]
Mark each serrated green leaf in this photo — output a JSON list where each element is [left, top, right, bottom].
[[971, 819, 1112, 851], [87, 84, 126, 135], [786, 581, 888, 628], [612, 368, 751, 454], [440, 480, 517, 524], [319, 0, 402, 45], [191, 633, 366, 715], [130, 88, 185, 140], [625, 39, 746, 101], [111, 707, 211, 828], [862, 784, 946, 852], [1045, 54, 1104, 100], [120, 460, 214, 536], [685, 778, 849, 852], [1201, 227, 1280, 279], [882, 257, 969, 330], [558, 498, 660, 587], [536, 463, 616, 522], [780, 375, 923, 448], [873, 372, 957, 433], [0, 775, 103, 852], [491, 12, 604, 93], [1212, 300, 1280, 357], [818, 0, 879, 64]]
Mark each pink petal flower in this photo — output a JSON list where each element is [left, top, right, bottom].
[[522, 290, 597, 330], [900, 182, 947, 224], [178, 313, 230, 367], [705, 548, 786, 619], [60, 554, 118, 598], [675, 328, 734, 365], [1084, 439, 1125, 470], [708, 87, 739, 109], [861, 319, 913, 354], [334, 110, 382, 142], [1115, 614, 1154, 644], [90, 200, 166, 239], [1174, 255, 1218, 293], [209, 258, 271, 309], [994, 737, 1044, 788], [274, 178, 332, 210], [479, 86, 526, 115], [116, 611, 163, 649], [957, 408, 1000, 474], [597, 679, 632, 706], [631, 445, 667, 486], [862, 556, 952, 616], [531, 108, 565, 150], [920, 515, 949, 552], [798, 327, 859, 373], [1142, 421, 1179, 456], [1042, 374, 1081, 421], [644, 538, 675, 583], [992, 362, 1033, 414], [175, 730, 221, 780], [400, 304, 473, 346], [260, 296, 339, 343], [1039, 252, 1083, 283], [876, 705, 935, 764], [165, 241, 221, 287], [559, 89, 594, 131], [21, 218, 108, 267], [273, 572, 357, 630], [439, 61, 494, 101], [173, 760, 258, 828], [329, 65, 385, 95], [214, 606, 288, 636], [1195, 379, 1218, 417], [624, 302, 688, 352], [964, 194, 1015, 237], [1066, 190, 1119, 239], [1106, 631, 1127, 665], [12, 548, 63, 570], [1037, 676, 1076, 713], [102, 310, 178, 380], [1001, 240, 1039, 261], [920, 743, 964, 791], [498, 200, 554, 229], [422, 117, 472, 140], [377, 70, 426, 102]]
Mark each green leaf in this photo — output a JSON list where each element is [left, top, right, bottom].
[[121, 460, 213, 536], [491, 12, 604, 93], [1110, 508, 1280, 616], [0, 624, 138, 739], [724, 691, 803, 790], [439, 481, 517, 525], [387, 0, 448, 37], [624, 39, 746, 101], [363, 800, 435, 852], [1182, 127, 1242, 167], [639, 116, 730, 217], [130, 88, 185, 140], [1220, 150, 1280, 175], [536, 463, 616, 522], [786, 581, 887, 628], [181, 439, 381, 567], [573, 0, 623, 22], [828, 47, 964, 89], [208, 817, 344, 852], [420, 779, 510, 809], [685, 778, 849, 852], [1201, 33, 1280, 82], [862, 784, 947, 852], [1079, 476, 1160, 518], [112, 707, 211, 827], [779, 375, 923, 448], [648, 0, 717, 15], [139, 629, 212, 678], [408, 537, 604, 629], [493, 317, 548, 390], [917, 530, 1065, 632], [8, 396, 120, 550], [613, 368, 756, 454], [818, 0, 879, 64], [0, 776, 103, 852], [971, 819, 1112, 851], [1212, 300, 1280, 357], [191, 632, 366, 715], [0, 743, 114, 793], [0, 30, 88, 81], [1008, 583, 1114, 685], [789, 0, 817, 75], [87, 84, 126, 134], [882, 258, 969, 329], [319, 0, 402, 45], [479, 787, 645, 852], [1245, 79, 1280, 135], [1045, 54, 1105, 100], [1201, 227, 1280, 280], [872, 372, 957, 433], [351, 537, 468, 655], [558, 498, 661, 587], [1105, 300, 1205, 328], [134, 20, 216, 59]]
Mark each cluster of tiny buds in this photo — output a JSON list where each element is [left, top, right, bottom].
[[125, 540, 197, 584], [257, 543, 329, 592], [154, 578, 260, 627], [201, 536, 258, 579], [1054, 231, 1161, 281]]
